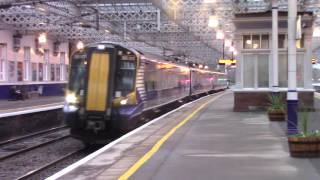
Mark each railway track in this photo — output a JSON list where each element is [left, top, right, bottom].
[[0, 126, 85, 180], [0, 126, 68, 146], [0, 126, 70, 161], [15, 148, 84, 180]]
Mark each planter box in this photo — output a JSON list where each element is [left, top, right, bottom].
[[288, 136, 320, 158], [268, 110, 285, 121]]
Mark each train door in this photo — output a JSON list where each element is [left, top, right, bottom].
[[86, 52, 110, 112]]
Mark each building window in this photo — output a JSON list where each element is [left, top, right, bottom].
[[24, 47, 31, 81], [252, 35, 260, 49], [39, 63, 43, 81], [243, 34, 269, 49], [243, 54, 269, 88], [50, 64, 55, 81], [56, 65, 60, 81], [60, 52, 66, 81], [32, 63, 37, 81], [261, 35, 269, 49], [243, 35, 252, 49], [297, 53, 304, 87], [278, 34, 286, 49], [17, 61, 23, 81], [243, 54, 255, 87], [278, 34, 304, 49], [0, 44, 6, 81], [8, 61, 15, 82], [278, 54, 288, 87], [44, 49, 49, 80], [257, 54, 269, 87]]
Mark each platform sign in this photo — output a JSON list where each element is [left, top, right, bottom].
[[218, 59, 236, 65]]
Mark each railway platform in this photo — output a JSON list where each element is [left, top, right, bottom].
[[48, 91, 320, 180], [0, 96, 64, 118]]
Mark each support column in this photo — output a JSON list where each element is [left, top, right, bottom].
[[272, 0, 279, 91], [287, 0, 298, 135]]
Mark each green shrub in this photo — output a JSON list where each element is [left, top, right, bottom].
[[267, 94, 284, 112]]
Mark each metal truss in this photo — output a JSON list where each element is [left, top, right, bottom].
[[1, 0, 320, 64]]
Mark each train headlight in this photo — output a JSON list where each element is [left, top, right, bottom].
[[120, 99, 128, 105], [63, 104, 78, 113], [66, 93, 77, 104]]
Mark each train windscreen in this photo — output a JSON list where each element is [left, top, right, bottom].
[[69, 53, 87, 94], [115, 59, 136, 94]]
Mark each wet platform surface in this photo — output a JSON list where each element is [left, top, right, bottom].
[[50, 91, 320, 180], [0, 96, 63, 115]]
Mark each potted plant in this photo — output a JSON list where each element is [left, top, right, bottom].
[[288, 109, 320, 157], [267, 94, 285, 121]]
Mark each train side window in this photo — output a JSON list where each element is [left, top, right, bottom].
[[115, 60, 136, 94], [69, 53, 87, 94]]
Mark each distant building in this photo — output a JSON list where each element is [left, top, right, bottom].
[[0, 30, 69, 99], [233, 11, 314, 111]]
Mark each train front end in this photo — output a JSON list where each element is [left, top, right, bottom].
[[64, 43, 141, 144]]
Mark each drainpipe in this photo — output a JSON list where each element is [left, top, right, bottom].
[[287, 0, 298, 135], [272, 0, 279, 92]]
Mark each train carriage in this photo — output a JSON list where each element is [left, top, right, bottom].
[[64, 42, 227, 144]]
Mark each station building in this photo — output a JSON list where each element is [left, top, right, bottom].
[[233, 11, 314, 111], [0, 30, 69, 99]]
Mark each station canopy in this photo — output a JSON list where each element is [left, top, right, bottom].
[[0, 0, 320, 64]]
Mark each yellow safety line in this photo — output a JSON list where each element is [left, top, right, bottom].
[[118, 93, 225, 180]]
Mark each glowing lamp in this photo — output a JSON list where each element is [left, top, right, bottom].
[[233, 50, 238, 55], [77, 41, 84, 50], [204, 0, 216, 3], [229, 46, 235, 52], [224, 39, 232, 47], [216, 30, 224, 40], [313, 27, 320, 37], [246, 39, 252, 45], [38, 33, 47, 44], [66, 93, 77, 104], [208, 16, 219, 28]]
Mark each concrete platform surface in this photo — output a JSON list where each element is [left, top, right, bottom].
[[0, 96, 63, 114], [49, 91, 320, 180]]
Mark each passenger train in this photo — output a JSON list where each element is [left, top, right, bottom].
[[64, 43, 228, 144]]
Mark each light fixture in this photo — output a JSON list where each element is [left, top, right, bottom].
[[229, 46, 235, 52], [224, 39, 232, 47], [38, 33, 47, 44], [24, 5, 32, 9], [253, 44, 258, 49], [97, 44, 105, 50], [105, 29, 110, 33], [203, 0, 216, 3], [208, 15, 219, 28], [120, 99, 128, 105], [313, 27, 320, 37], [204, 65, 209, 69], [216, 30, 224, 40], [66, 93, 77, 104], [199, 64, 203, 69], [246, 39, 252, 45], [76, 41, 84, 50], [233, 50, 238, 55], [37, 7, 45, 12]]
